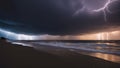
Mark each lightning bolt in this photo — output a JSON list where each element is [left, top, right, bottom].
[[74, 0, 118, 22], [93, 0, 117, 22], [93, 0, 112, 12]]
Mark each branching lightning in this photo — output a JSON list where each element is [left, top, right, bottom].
[[74, 0, 118, 22], [93, 0, 111, 12], [93, 0, 117, 22]]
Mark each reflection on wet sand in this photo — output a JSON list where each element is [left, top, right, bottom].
[[90, 53, 120, 63], [11, 41, 120, 64]]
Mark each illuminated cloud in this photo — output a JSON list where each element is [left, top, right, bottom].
[[78, 30, 120, 40], [0, 29, 36, 40], [1, 28, 120, 40], [0, 0, 120, 36]]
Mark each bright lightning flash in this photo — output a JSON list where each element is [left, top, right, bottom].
[[93, 0, 117, 22], [97, 32, 109, 40], [0, 29, 36, 40], [74, 0, 118, 22]]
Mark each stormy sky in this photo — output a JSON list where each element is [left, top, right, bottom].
[[0, 0, 120, 40]]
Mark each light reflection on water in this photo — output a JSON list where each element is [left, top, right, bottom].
[[89, 43, 120, 63], [11, 41, 120, 63], [96, 42, 119, 46], [90, 53, 120, 63]]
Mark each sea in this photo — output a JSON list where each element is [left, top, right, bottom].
[[10, 40, 120, 63]]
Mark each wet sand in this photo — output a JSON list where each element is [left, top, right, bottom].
[[0, 40, 120, 68], [30, 43, 120, 63]]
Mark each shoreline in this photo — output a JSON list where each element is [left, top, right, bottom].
[[31, 42, 120, 63], [0, 41, 120, 68]]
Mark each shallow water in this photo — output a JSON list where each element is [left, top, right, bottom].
[[29, 42, 120, 54], [11, 41, 120, 63]]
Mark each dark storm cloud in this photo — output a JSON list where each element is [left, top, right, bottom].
[[0, 0, 120, 35], [0, 0, 15, 11]]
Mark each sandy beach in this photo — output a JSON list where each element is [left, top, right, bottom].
[[0, 40, 120, 68]]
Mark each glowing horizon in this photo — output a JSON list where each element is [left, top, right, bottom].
[[78, 31, 120, 40], [0, 28, 120, 40]]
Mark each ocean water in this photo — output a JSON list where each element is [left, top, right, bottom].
[[11, 41, 120, 63]]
